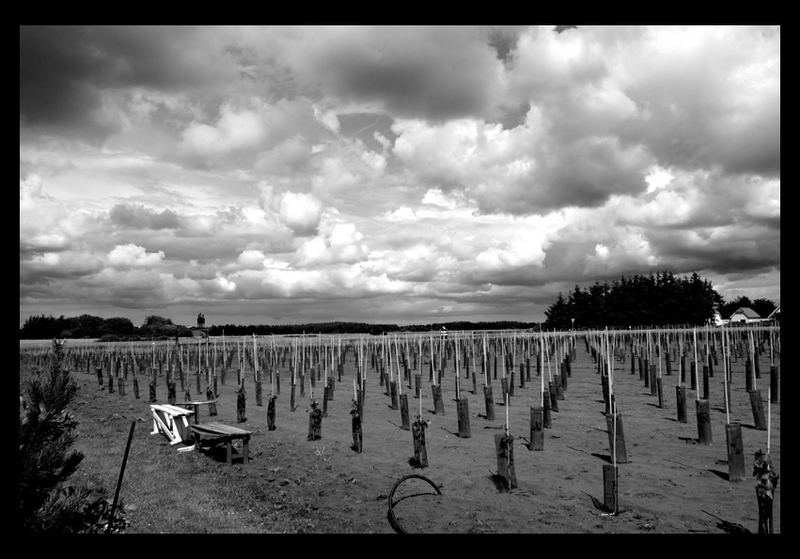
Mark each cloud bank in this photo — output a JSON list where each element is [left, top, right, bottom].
[[20, 25, 779, 326]]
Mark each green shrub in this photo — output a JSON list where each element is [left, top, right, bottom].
[[18, 339, 128, 533]]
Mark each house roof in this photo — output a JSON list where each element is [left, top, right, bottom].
[[730, 307, 761, 319]]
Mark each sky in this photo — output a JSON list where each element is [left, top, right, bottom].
[[19, 25, 780, 328]]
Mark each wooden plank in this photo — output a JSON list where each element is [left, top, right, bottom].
[[190, 427, 230, 440], [164, 405, 193, 416], [151, 404, 194, 417], [151, 409, 183, 444], [198, 422, 251, 436], [151, 413, 173, 439], [177, 399, 218, 406]]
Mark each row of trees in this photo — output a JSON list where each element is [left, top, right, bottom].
[[19, 314, 194, 341], [543, 271, 722, 330], [20, 273, 777, 339], [21, 314, 542, 340], [207, 320, 539, 336], [543, 271, 778, 330]]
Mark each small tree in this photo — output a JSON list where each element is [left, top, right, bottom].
[[19, 340, 128, 533]]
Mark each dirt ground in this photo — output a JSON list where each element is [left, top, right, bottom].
[[54, 337, 780, 534]]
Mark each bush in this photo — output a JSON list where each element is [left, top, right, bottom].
[[18, 339, 128, 533]]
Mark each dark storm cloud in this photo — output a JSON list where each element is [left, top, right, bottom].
[[109, 203, 180, 230], [647, 229, 780, 275], [554, 26, 579, 34], [300, 27, 504, 122], [20, 26, 238, 143], [470, 136, 652, 215], [487, 26, 523, 64], [20, 26, 121, 143], [20, 251, 105, 285], [538, 138, 650, 208]]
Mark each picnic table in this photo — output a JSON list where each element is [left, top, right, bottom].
[[190, 422, 252, 465], [176, 399, 218, 424], [150, 404, 194, 445]]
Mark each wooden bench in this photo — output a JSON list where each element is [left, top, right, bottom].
[[150, 404, 194, 445], [176, 399, 218, 425], [190, 422, 252, 465]]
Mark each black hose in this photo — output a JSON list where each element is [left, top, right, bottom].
[[387, 474, 442, 534]]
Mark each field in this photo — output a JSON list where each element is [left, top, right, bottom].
[[19, 329, 780, 534]]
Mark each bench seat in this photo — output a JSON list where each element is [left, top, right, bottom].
[[190, 422, 252, 464]]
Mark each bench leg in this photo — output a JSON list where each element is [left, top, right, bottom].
[[242, 438, 249, 464], [226, 441, 232, 465], [171, 418, 182, 445]]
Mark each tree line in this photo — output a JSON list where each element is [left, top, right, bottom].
[[20, 314, 540, 340], [207, 320, 539, 336], [19, 314, 193, 341], [20, 272, 777, 340], [542, 271, 777, 330]]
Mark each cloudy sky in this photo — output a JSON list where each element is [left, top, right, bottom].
[[19, 25, 780, 327]]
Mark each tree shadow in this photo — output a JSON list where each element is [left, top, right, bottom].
[[591, 452, 613, 464], [489, 473, 512, 493], [708, 469, 730, 481], [741, 424, 762, 431], [678, 436, 698, 444], [582, 491, 615, 513]]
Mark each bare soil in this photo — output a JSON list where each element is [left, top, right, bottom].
[[44, 340, 780, 534]]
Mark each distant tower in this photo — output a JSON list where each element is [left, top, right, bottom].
[[197, 313, 205, 330]]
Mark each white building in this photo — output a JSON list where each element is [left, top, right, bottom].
[[727, 307, 762, 324]]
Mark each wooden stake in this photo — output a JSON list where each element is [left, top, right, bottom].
[[107, 420, 136, 534], [767, 387, 771, 455], [505, 392, 510, 436], [750, 331, 757, 391], [693, 328, 699, 402]]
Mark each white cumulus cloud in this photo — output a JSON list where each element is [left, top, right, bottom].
[[108, 244, 166, 268], [277, 191, 324, 235]]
